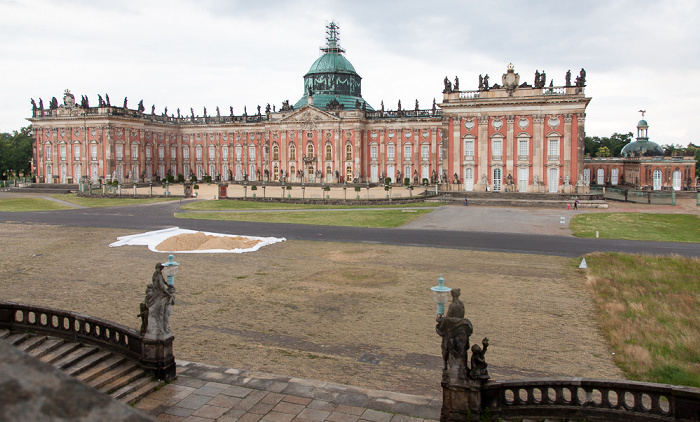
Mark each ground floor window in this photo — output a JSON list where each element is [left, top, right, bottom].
[[386, 165, 395, 184], [464, 167, 473, 191], [583, 168, 590, 185], [672, 169, 681, 191], [597, 168, 604, 185], [289, 166, 296, 182], [345, 165, 352, 182], [273, 165, 279, 182], [196, 164, 203, 181], [653, 169, 662, 190], [549, 167, 559, 193], [371, 165, 378, 183], [421, 165, 429, 182], [223, 164, 229, 181], [611, 168, 618, 185], [91, 165, 98, 183], [493, 168, 501, 192], [518, 168, 528, 192]]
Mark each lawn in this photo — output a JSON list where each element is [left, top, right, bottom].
[[179, 199, 441, 211], [175, 209, 433, 228], [570, 213, 700, 243], [0, 197, 74, 212], [582, 252, 700, 387], [50, 193, 179, 208]]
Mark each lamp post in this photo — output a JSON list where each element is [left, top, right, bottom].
[[431, 274, 452, 317], [244, 179, 247, 198], [302, 180, 305, 200], [366, 180, 370, 199], [262, 180, 266, 198], [343, 182, 347, 201], [281, 181, 285, 199], [162, 253, 179, 287]]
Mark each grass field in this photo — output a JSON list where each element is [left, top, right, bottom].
[[582, 252, 700, 387], [175, 209, 433, 227], [571, 213, 700, 243], [0, 197, 74, 212], [50, 193, 178, 208]]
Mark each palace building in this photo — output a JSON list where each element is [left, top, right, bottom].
[[582, 118, 696, 191], [29, 22, 593, 193]]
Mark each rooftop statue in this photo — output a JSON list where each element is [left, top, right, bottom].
[[566, 70, 572, 87], [454, 76, 459, 91], [443, 76, 452, 93], [123, 97, 128, 109]]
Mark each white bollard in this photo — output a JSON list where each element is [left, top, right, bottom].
[[579, 258, 587, 269], [596, 231, 599, 238]]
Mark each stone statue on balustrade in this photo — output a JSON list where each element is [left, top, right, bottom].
[[435, 289, 472, 384], [143, 263, 175, 339]]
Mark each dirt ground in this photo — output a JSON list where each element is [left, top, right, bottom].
[[0, 222, 623, 398]]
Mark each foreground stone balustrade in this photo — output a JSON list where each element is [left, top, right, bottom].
[[0, 301, 175, 381]]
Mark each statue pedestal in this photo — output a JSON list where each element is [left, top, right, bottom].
[[141, 334, 176, 381], [441, 381, 482, 422]]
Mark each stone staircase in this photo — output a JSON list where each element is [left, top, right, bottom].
[[0, 328, 162, 404]]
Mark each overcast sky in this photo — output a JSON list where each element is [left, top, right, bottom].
[[1, 0, 698, 146]]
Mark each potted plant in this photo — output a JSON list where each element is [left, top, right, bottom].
[[384, 177, 392, 186], [286, 185, 292, 198], [251, 184, 257, 198], [384, 184, 390, 199], [422, 178, 429, 186], [355, 185, 361, 199], [205, 175, 212, 185], [324, 185, 330, 199], [178, 174, 185, 184], [193, 183, 199, 197]]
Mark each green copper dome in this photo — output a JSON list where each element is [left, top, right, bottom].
[[306, 53, 357, 75], [621, 117, 663, 157], [294, 22, 373, 111]]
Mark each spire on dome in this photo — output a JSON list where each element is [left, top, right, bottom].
[[321, 21, 345, 55]]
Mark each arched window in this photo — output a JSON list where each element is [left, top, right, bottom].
[[307, 143, 314, 157], [345, 144, 352, 160], [289, 144, 296, 161], [653, 169, 662, 190], [611, 168, 619, 185], [195, 145, 202, 160], [208, 145, 215, 161], [272, 145, 279, 161], [597, 168, 605, 185], [345, 165, 352, 181], [183, 145, 190, 160], [326, 144, 332, 160]]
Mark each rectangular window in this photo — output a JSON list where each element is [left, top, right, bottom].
[[518, 139, 528, 158], [209, 146, 215, 160], [371, 146, 378, 160], [248, 146, 255, 160], [464, 140, 474, 158], [60, 145, 66, 160], [404, 145, 411, 160], [90, 145, 97, 161], [196, 147, 202, 160], [387, 145, 395, 160], [145, 147, 151, 160], [421, 145, 429, 160], [183, 147, 189, 160], [74, 145, 80, 160], [492, 140, 502, 159], [170, 146, 176, 160], [116, 145, 123, 160], [159, 146, 164, 160], [548, 139, 560, 159], [131, 145, 138, 159], [223, 146, 229, 161], [46, 145, 52, 160], [236, 146, 242, 160]]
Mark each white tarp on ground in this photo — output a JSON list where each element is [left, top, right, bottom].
[[109, 227, 286, 253]]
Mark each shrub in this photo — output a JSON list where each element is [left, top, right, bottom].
[[251, 185, 257, 190], [286, 185, 292, 190], [193, 184, 199, 189], [384, 177, 392, 185], [177, 174, 185, 183], [404, 177, 410, 186], [323, 186, 330, 191], [205, 175, 212, 183], [355, 186, 361, 192], [167, 175, 175, 184], [422, 178, 429, 185]]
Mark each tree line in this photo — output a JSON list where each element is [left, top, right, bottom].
[[0, 127, 32, 180]]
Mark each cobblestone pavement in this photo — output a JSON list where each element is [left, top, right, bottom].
[[135, 361, 441, 422]]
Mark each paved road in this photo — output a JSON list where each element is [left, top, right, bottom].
[[1, 200, 698, 258]]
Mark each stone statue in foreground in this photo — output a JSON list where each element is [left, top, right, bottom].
[[143, 263, 175, 339]]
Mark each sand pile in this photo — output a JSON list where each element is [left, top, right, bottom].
[[155, 232, 261, 252]]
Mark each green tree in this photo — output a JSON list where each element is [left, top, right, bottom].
[[0, 126, 33, 179], [584, 132, 633, 157], [596, 146, 611, 157]]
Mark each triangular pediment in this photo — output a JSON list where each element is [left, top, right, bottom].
[[280, 105, 340, 123]]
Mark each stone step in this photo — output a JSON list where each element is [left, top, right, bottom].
[[97, 367, 146, 394], [75, 355, 127, 383], [53, 345, 99, 370], [15, 334, 48, 352], [26, 337, 64, 358], [0, 329, 10, 338], [118, 378, 162, 404], [4, 332, 31, 345], [38, 341, 83, 365], [64, 350, 113, 377], [88, 361, 138, 389]]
